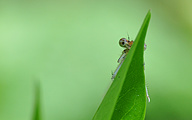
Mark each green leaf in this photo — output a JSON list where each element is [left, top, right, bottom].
[[93, 10, 151, 120], [32, 81, 42, 120]]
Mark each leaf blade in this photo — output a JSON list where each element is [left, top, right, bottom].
[[93, 10, 151, 120], [32, 81, 42, 120]]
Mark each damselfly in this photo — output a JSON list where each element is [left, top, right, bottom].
[[111, 36, 150, 102]]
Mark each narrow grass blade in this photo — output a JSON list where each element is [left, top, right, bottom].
[[93, 10, 151, 120], [32, 81, 42, 120]]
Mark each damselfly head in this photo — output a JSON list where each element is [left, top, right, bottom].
[[119, 38, 129, 48], [119, 38, 133, 50]]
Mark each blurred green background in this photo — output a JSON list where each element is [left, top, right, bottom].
[[0, 0, 192, 120]]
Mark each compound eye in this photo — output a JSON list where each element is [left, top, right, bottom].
[[119, 38, 127, 47]]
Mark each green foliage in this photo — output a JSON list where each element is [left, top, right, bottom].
[[93, 10, 151, 120], [32, 81, 41, 120]]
